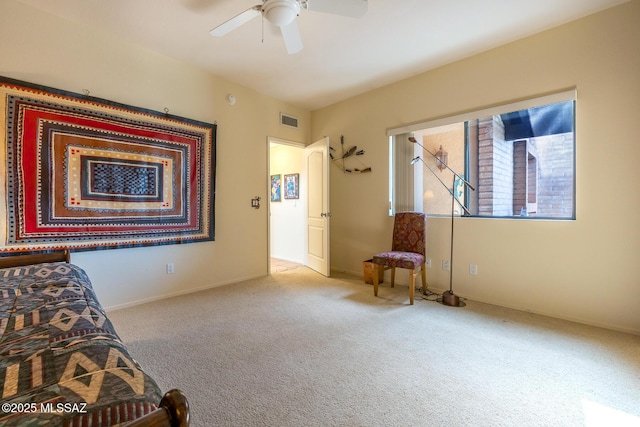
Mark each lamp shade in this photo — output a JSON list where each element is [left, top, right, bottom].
[[263, 1, 300, 27]]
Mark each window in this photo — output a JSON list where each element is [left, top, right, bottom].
[[388, 91, 576, 219]]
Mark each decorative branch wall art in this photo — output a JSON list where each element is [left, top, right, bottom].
[[0, 77, 216, 253], [330, 135, 371, 173]]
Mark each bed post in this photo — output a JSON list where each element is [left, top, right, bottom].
[[124, 389, 190, 427]]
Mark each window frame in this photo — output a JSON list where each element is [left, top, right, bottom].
[[387, 89, 577, 220]]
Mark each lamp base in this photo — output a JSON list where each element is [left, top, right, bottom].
[[441, 290, 462, 307]]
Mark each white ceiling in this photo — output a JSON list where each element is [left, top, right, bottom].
[[18, 0, 628, 111]]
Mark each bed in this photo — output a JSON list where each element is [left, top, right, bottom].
[[0, 250, 189, 426]]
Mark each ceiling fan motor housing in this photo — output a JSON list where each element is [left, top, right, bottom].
[[262, 0, 301, 27]]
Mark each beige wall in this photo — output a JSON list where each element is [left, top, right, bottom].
[[0, 0, 310, 309], [312, 0, 640, 334], [1, 0, 638, 334]]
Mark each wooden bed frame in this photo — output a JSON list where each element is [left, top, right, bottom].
[[0, 249, 71, 269], [0, 250, 190, 427]]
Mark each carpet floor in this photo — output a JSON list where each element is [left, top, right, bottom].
[[108, 267, 640, 427]]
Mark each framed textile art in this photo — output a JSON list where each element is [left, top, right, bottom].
[[0, 76, 216, 253]]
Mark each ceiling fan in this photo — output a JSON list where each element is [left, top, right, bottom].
[[209, 0, 368, 54]]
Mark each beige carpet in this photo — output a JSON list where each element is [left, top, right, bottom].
[[270, 258, 302, 273], [108, 267, 640, 427]]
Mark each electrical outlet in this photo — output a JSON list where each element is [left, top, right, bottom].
[[442, 260, 450, 271], [426, 258, 432, 268], [470, 264, 478, 275], [166, 263, 175, 274]]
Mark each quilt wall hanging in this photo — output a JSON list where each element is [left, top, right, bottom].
[[0, 76, 216, 253]]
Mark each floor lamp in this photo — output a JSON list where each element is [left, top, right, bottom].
[[408, 136, 475, 307]]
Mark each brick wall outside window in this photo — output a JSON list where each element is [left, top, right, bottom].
[[477, 117, 573, 217]]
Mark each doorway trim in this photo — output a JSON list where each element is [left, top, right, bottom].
[[267, 136, 305, 274]]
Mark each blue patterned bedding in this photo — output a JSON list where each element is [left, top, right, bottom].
[[0, 262, 162, 426]]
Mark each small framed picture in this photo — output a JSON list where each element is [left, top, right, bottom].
[[270, 174, 281, 202], [284, 173, 299, 199]]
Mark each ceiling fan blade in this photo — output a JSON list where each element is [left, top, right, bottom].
[[281, 20, 303, 54], [209, 5, 262, 37], [305, 0, 368, 18]]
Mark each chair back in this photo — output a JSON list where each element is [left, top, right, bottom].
[[391, 212, 426, 255]]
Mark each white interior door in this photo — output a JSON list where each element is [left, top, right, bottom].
[[305, 137, 330, 276]]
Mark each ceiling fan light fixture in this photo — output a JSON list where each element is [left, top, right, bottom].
[[263, 0, 301, 27]]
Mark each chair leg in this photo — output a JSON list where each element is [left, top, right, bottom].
[[373, 264, 379, 297], [409, 269, 415, 305], [390, 267, 396, 288], [421, 264, 427, 295]]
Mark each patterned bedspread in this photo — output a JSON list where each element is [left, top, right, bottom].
[[0, 262, 162, 426]]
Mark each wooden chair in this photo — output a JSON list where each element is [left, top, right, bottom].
[[372, 212, 427, 305]]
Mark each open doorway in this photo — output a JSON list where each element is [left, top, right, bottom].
[[268, 137, 306, 273]]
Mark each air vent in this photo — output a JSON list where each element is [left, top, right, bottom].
[[280, 113, 299, 129]]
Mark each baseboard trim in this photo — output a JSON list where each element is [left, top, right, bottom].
[[333, 268, 639, 336], [462, 294, 640, 336], [105, 269, 639, 336], [104, 273, 266, 313]]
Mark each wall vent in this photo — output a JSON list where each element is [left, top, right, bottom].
[[280, 113, 299, 129]]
